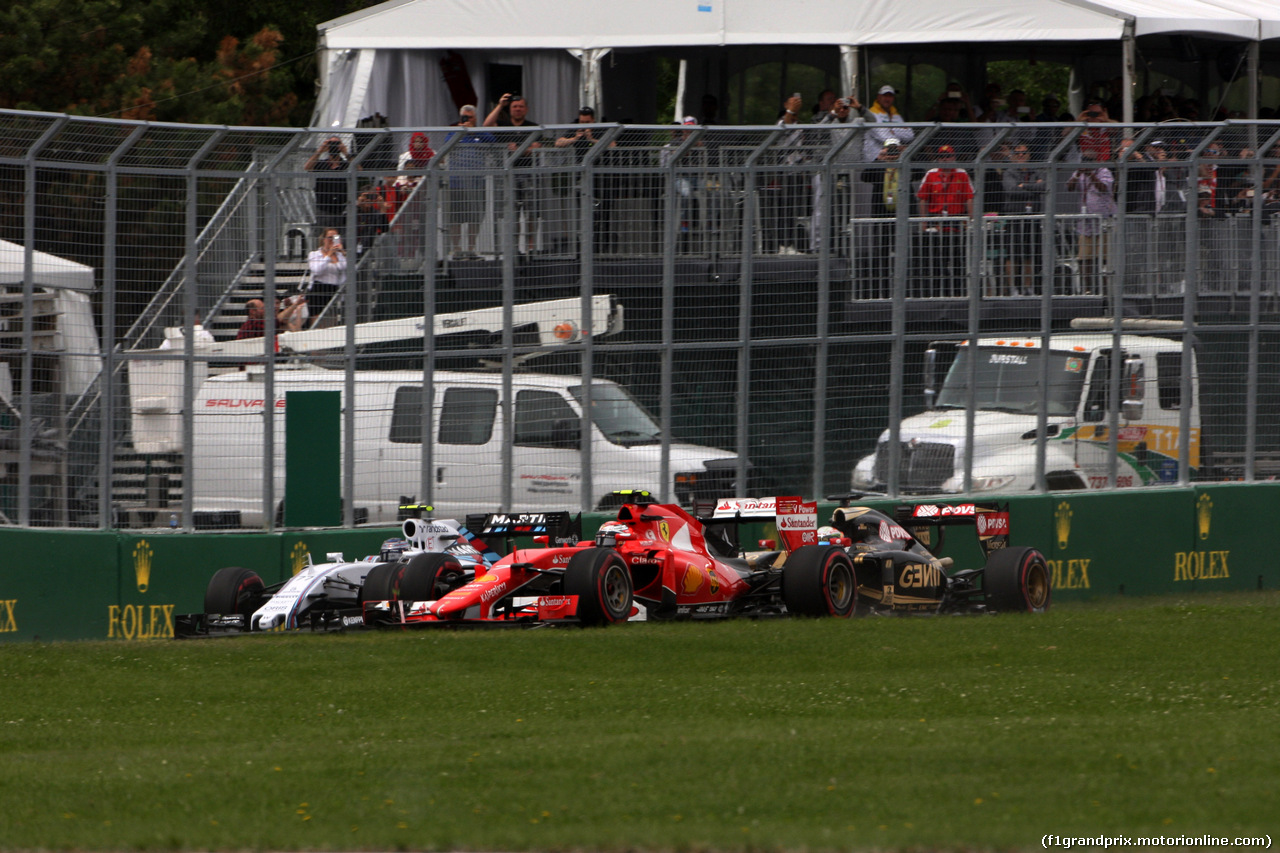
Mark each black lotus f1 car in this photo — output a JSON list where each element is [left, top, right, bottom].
[[823, 500, 1050, 614]]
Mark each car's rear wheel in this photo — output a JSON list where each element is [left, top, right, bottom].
[[564, 548, 633, 626], [983, 546, 1051, 613], [204, 566, 266, 617], [783, 545, 856, 617], [401, 552, 466, 600]]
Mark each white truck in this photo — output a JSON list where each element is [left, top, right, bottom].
[[128, 296, 737, 527], [851, 321, 1205, 495]]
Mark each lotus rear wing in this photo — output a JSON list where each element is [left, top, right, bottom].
[[893, 502, 1011, 559]]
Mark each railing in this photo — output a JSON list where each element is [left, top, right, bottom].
[[5, 110, 1280, 529]]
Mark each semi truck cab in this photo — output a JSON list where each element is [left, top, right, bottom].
[[852, 330, 1199, 494]]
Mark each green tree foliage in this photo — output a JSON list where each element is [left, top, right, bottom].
[[0, 0, 381, 125], [987, 60, 1073, 114]]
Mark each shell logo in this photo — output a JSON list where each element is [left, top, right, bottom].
[[681, 563, 704, 595], [553, 321, 578, 341]]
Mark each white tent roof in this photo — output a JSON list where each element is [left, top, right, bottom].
[[0, 239, 94, 292], [319, 0, 1271, 50]]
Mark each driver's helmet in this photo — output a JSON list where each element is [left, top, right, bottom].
[[846, 518, 879, 543], [816, 525, 843, 544], [379, 537, 411, 562], [595, 522, 629, 546]]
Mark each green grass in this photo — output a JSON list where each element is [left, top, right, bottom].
[[1, 593, 1278, 852]]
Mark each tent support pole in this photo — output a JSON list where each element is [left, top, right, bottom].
[[1248, 40, 1259, 120], [840, 45, 861, 102], [1122, 22, 1136, 123], [571, 48, 611, 117]]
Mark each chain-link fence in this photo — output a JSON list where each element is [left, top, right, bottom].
[[3, 109, 1280, 529]]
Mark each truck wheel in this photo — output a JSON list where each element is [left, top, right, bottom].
[[783, 545, 856, 618], [564, 548, 633, 626], [400, 552, 466, 600], [983, 547, 1051, 613], [204, 567, 266, 617]]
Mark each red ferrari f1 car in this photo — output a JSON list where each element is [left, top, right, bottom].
[[362, 491, 1048, 628]]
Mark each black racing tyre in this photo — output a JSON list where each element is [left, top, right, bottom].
[[782, 545, 856, 618], [564, 548, 633, 626], [359, 561, 406, 605], [400, 552, 466, 601], [983, 546, 1051, 613], [204, 566, 266, 617]]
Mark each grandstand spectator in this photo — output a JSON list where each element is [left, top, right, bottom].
[[916, 144, 974, 296]]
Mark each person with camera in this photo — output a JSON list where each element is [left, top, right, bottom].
[[1066, 143, 1117, 294], [484, 93, 543, 254], [305, 228, 346, 327], [236, 297, 305, 341], [305, 136, 353, 231], [1076, 99, 1117, 161], [862, 85, 914, 161], [923, 83, 975, 122]]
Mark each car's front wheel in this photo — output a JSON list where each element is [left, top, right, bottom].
[[204, 566, 266, 617], [564, 548, 633, 626], [783, 545, 856, 617]]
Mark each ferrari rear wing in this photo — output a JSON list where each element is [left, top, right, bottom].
[[694, 496, 817, 553]]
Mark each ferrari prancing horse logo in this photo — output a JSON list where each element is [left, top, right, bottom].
[[658, 521, 671, 542]]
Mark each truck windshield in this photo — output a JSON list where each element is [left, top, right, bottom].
[[569, 384, 662, 446], [936, 347, 1086, 417]]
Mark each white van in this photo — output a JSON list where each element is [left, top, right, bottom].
[[127, 295, 737, 527], [184, 366, 737, 526]]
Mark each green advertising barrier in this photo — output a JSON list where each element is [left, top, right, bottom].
[[1188, 484, 1273, 593], [1032, 489, 1196, 598], [1, 483, 1277, 642], [0, 529, 116, 642], [112, 532, 283, 641]]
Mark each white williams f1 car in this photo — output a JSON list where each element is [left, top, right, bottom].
[[175, 507, 499, 636]]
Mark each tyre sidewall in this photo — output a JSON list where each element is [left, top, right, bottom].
[[204, 566, 265, 617], [984, 546, 1051, 613], [784, 545, 856, 618], [400, 552, 464, 601], [565, 548, 633, 626]]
